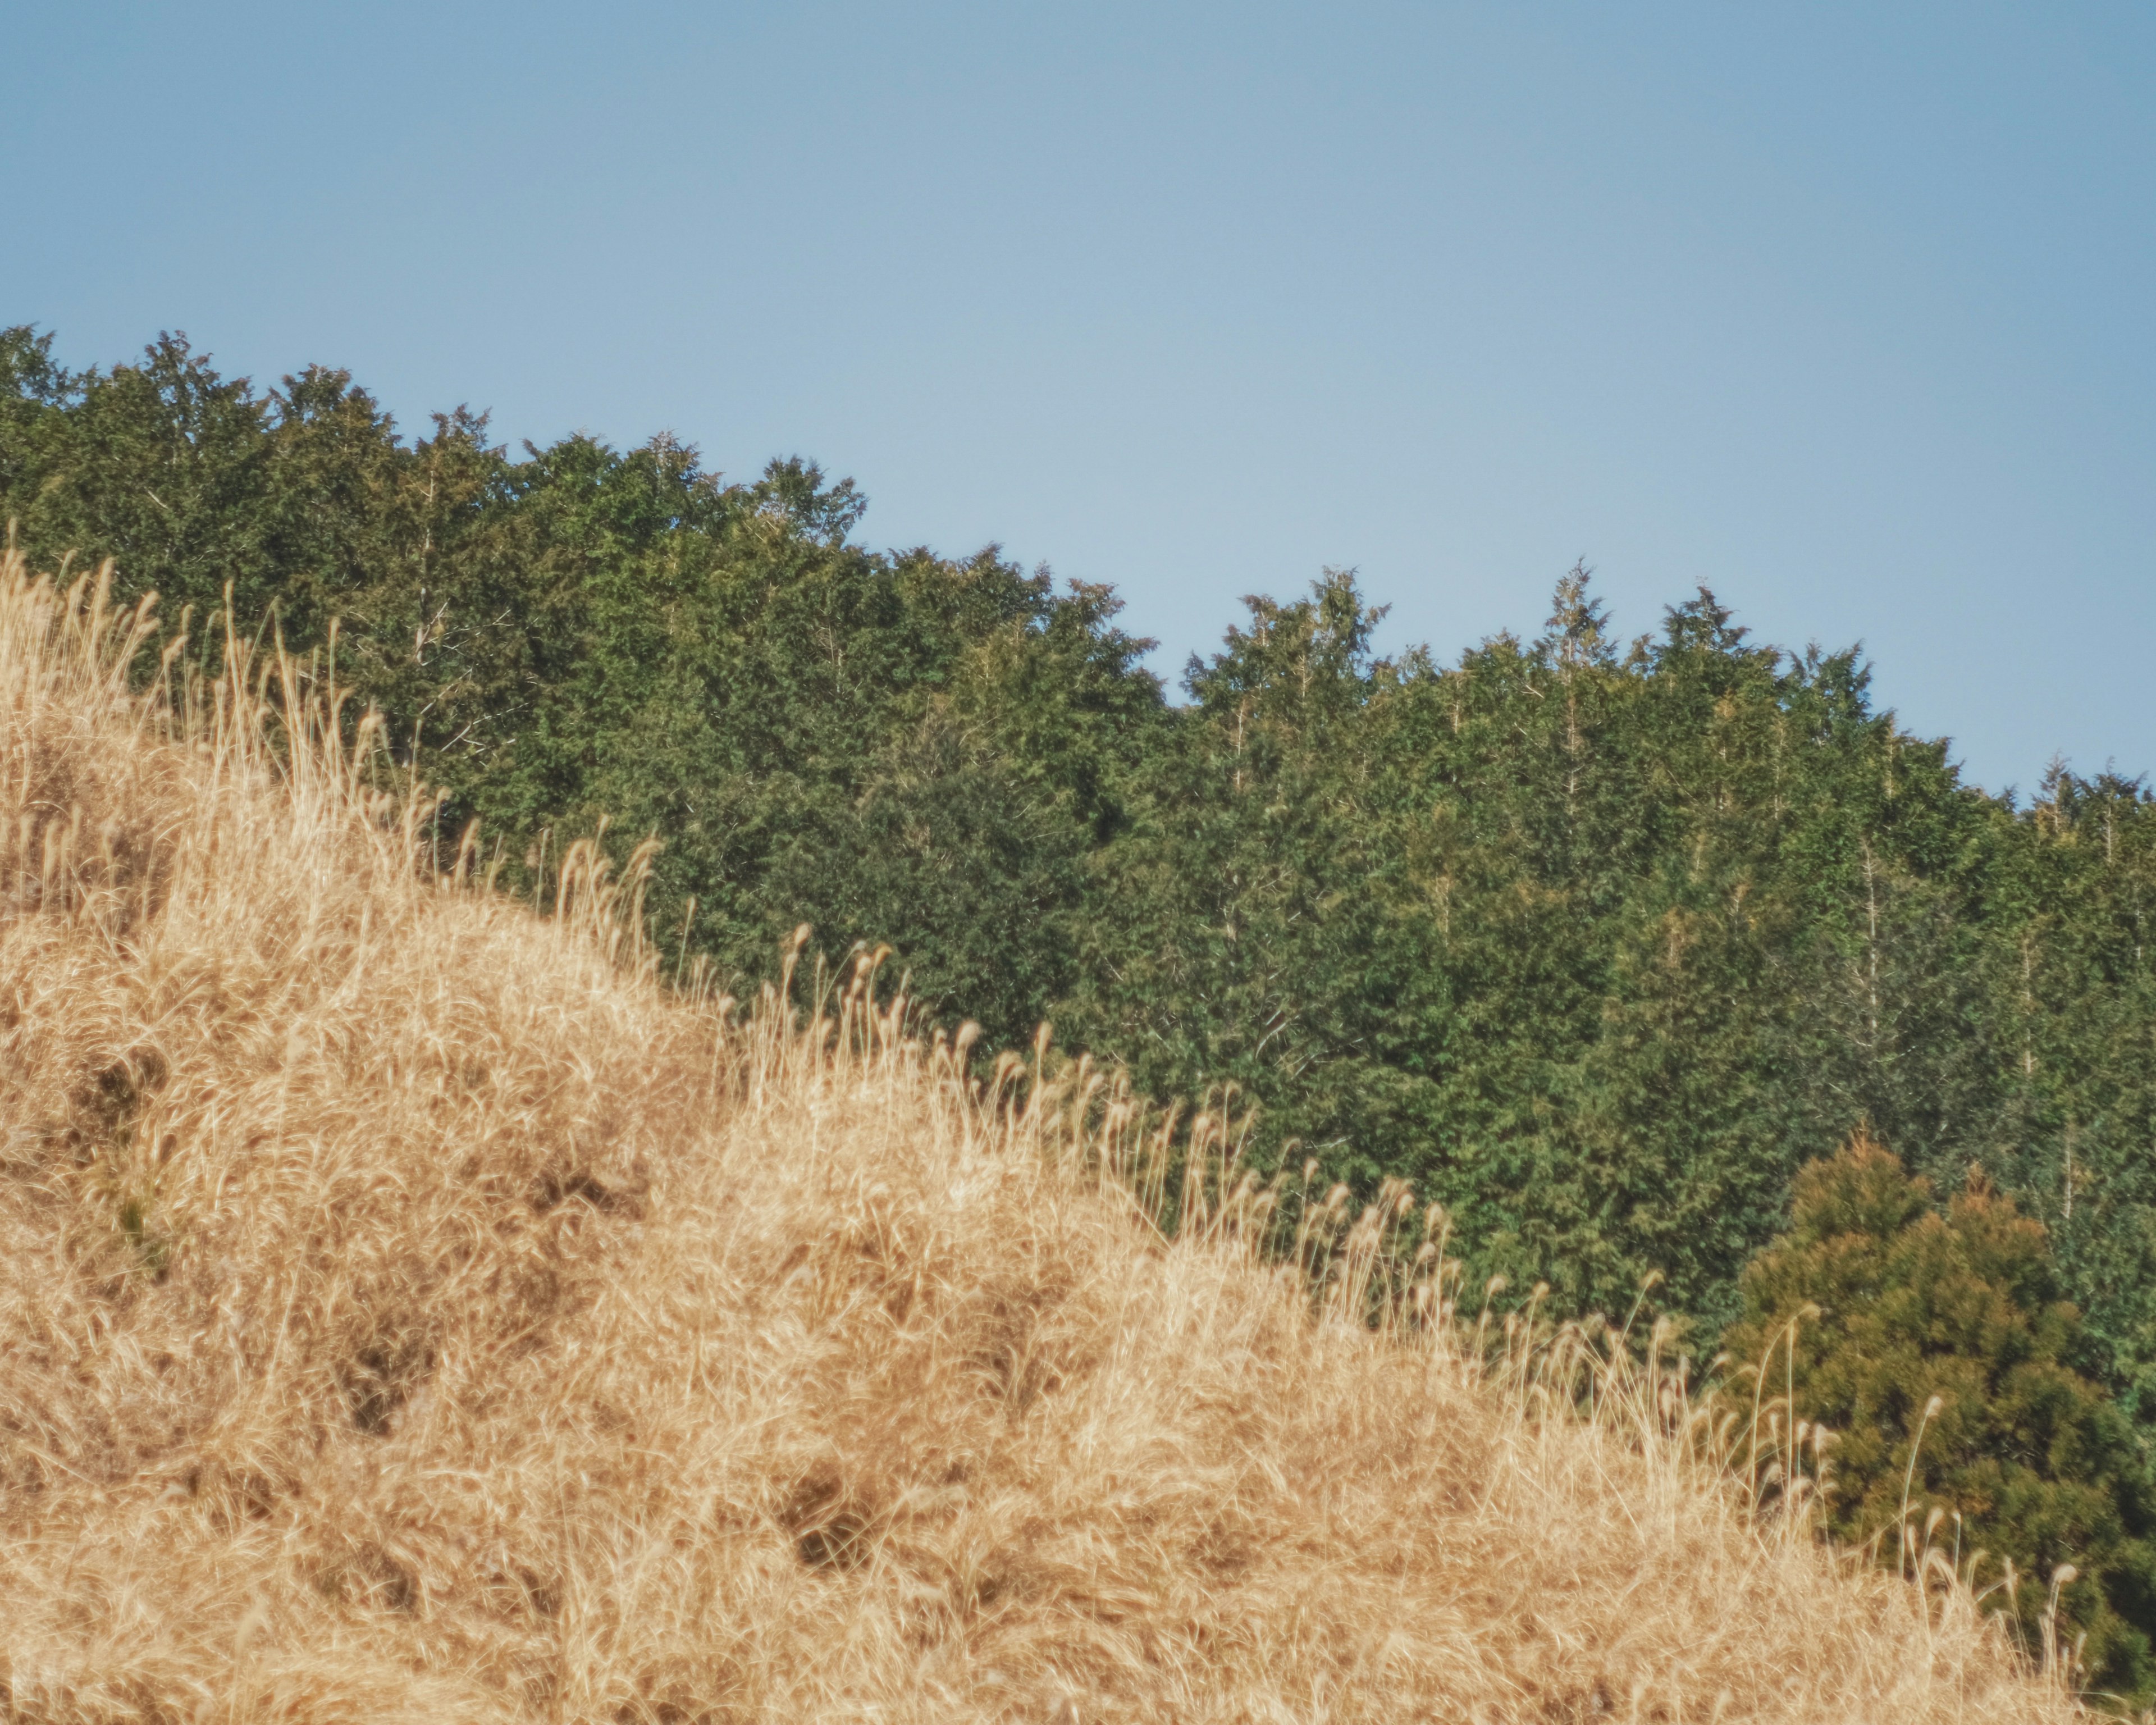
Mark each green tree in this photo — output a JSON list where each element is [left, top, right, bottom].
[[1724, 1134, 2156, 1703], [0, 328, 1170, 1052], [1061, 569, 1454, 1196]]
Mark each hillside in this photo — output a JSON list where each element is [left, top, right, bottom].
[[0, 554, 2082, 1721], [9, 330, 2156, 1412]]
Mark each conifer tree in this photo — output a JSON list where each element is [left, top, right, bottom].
[[1724, 1134, 2156, 1701]]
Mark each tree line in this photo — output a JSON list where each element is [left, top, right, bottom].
[[8, 326, 2156, 1693]]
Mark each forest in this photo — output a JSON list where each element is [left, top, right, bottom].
[[8, 326, 2156, 1687]]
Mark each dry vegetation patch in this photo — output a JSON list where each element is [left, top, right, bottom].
[[0, 556, 2080, 1721]]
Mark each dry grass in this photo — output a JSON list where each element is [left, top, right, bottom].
[[0, 550, 2082, 1723]]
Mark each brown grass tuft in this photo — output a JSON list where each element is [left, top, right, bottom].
[[0, 551, 2081, 1721]]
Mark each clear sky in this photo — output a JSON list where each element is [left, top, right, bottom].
[[5, 3, 2150, 794]]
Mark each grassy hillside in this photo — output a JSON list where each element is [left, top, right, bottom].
[[0, 552, 2080, 1721], [12, 331, 2156, 1416]]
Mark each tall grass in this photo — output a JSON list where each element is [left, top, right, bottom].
[[0, 549, 2082, 1722]]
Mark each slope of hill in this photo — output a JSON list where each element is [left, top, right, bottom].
[[0, 554, 2075, 1722]]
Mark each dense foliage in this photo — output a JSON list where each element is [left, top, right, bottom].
[[1725, 1135, 2156, 1699], [0, 328, 1163, 1048], [6, 325, 2155, 1414]]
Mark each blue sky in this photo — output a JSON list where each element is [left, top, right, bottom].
[[5, 3, 2150, 793]]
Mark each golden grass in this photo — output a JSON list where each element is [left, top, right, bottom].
[[0, 551, 2083, 1723]]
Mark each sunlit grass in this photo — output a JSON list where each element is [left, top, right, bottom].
[[0, 548, 2080, 1722]]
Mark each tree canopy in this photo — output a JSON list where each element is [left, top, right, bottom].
[[9, 329, 2156, 1654]]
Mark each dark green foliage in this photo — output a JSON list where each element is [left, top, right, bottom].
[[1061, 566, 2032, 1335], [8, 327, 2156, 1557], [0, 328, 1163, 1052], [1724, 1138, 2156, 1701]]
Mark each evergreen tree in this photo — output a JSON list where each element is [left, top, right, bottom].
[[1724, 1135, 2156, 1702], [0, 327, 1164, 1052]]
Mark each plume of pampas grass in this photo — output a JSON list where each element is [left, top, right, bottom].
[[0, 549, 2079, 1722]]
